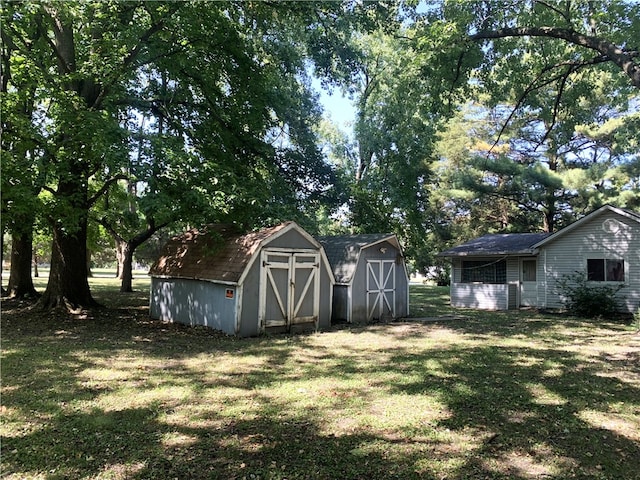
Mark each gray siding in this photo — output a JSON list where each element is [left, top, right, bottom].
[[539, 210, 640, 313], [239, 255, 261, 336], [238, 228, 333, 336], [150, 277, 238, 334], [264, 228, 315, 250], [318, 265, 334, 328], [349, 241, 409, 323]]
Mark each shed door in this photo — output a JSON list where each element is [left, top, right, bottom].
[[366, 260, 395, 321], [260, 250, 320, 331]]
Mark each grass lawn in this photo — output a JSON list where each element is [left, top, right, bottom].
[[2, 277, 639, 479]]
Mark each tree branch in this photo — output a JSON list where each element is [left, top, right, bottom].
[[121, 4, 182, 71], [470, 26, 640, 88], [88, 174, 129, 206], [90, 4, 183, 109], [42, 5, 76, 74], [488, 55, 611, 154], [534, 1, 571, 24]]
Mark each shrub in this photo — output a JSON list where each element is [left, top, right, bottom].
[[556, 271, 625, 318], [425, 266, 450, 286]]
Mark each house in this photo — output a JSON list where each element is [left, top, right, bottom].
[[149, 222, 334, 336], [317, 234, 410, 323], [438, 205, 640, 313]]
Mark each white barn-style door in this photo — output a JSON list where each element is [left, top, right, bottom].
[[260, 250, 320, 331], [366, 260, 395, 321]]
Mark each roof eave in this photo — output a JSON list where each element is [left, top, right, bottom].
[[438, 250, 538, 258], [149, 274, 239, 286]]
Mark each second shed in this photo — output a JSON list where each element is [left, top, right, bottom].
[[318, 234, 409, 323]]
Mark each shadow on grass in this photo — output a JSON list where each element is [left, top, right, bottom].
[[388, 343, 640, 479], [3, 402, 457, 480], [2, 292, 639, 479]]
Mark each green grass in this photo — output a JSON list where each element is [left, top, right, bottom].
[[2, 279, 639, 479]]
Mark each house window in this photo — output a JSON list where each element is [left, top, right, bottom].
[[522, 260, 537, 282], [587, 258, 625, 282], [462, 260, 507, 284]]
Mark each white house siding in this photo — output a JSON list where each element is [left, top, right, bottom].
[[450, 283, 509, 310], [539, 210, 640, 314]]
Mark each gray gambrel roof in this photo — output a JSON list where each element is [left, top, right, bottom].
[[438, 233, 551, 258], [317, 234, 402, 283]]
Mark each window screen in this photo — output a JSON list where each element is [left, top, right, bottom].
[[462, 260, 507, 284]]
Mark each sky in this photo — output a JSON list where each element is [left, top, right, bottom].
[[317, 84, 356, 132]]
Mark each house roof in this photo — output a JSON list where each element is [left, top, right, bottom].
[[532, 204, 640, 249], [317, 234, 402, 283], [149, 222, 293, 284], [438, 205, 640, 259], [438, 233, 551, 258]]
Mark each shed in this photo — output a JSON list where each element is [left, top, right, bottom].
[[149, 222, 334, 336], [317, 234, 409, 323]]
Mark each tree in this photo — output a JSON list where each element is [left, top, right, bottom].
[[431, 96, 639, 248], [418, 1, 640, 125], [418, 1, 639, 241], [2, 1, 156, 308], [319, 28, 440, 269], [0, 26, 41, 298], [2, 1, 385, 306]]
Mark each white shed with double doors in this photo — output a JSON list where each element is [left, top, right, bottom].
[[149, 222, 334, 336], [317, 234, 410, 323]]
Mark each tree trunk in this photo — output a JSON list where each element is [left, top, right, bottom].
[[7, 229, 38, 298], [1, 228, 5, 295], [120, 242, 134, 293], [33, 253, 39, 278], [99, 215, 168, 293], [542, 204, 555, 233], [86, 248, 93, 277], [119, 225, 165, 292], [543, 146, 559, 233], [115, 238, 126, 279], [38, 217, 98, 311]]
